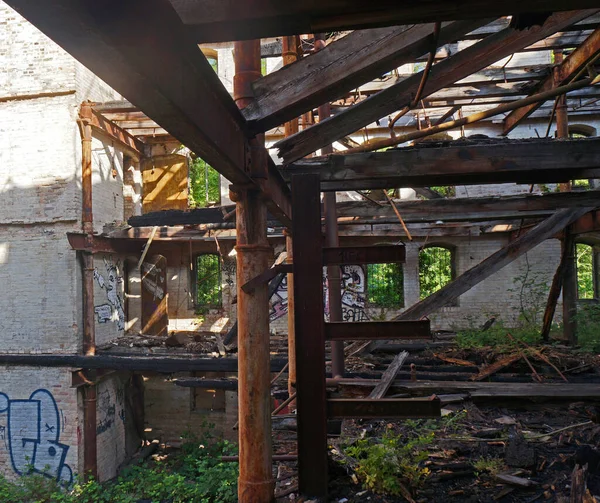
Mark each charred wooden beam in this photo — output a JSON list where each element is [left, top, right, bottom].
[[503, 26, 600, 134], [281, 139, 600, 191], [172, 0, 600, 43], [243, 20, 486, 133], [327, 396, 441, 419], [4, 0, 291, 225], [322, 245, 405, 265], [275, 10, 598, 163], [325, 321, 430, 340]]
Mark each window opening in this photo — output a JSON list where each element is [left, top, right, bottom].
[[419, 246, 455, 301], [194, 254, 222, 312], [367, 263, 404, 308]]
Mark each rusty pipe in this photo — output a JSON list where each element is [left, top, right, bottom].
[[285, 231, 296, 405], [83, 384, 97, 480], [234, 40, 275, 503], [282, 36, 299, 138], [315, 34, 344, 378]]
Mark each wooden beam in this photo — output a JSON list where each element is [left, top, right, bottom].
[[275, 10, 598, 164], [369, 351, 409, 399], [322, 245, 405, 265], [281, 138, 600, 191], [396, 207, 596, 322], [243, 20, 486, 133], [5, 0, 291, 225], [327, 397, 441, 419], [325, 321, 430, 340], [503, 26, 600, 135], [171, 0, 600, 43]]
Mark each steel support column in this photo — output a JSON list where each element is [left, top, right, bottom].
[[315, 34, 344, 378], [233, 40, 275, 503]]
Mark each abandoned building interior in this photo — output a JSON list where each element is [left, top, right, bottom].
[[1, 0, 600, 501]]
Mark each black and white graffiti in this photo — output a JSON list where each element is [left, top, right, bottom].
[[94, 258, 125, 331]]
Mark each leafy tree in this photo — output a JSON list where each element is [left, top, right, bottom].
[[576, 243, 594, 299], [419, 246, 453, 299], [189, 157, 220, 208], [367, 263, 404, 307]]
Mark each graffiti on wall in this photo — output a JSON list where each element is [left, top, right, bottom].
[[96, 384, 125, 435], [269, 276, 288, 322], [269, 265, 369, 322], [0, 389, 72, 484], [94, 258, 125, 330], [142, 262, 165, 301]]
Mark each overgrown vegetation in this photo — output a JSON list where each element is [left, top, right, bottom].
[[0, 430, 238, 503], [430, 186, 456, 197], [195, 253, 222, 313], [189, 157, 220, 208], [575, 303, 600, 353], [419, 246, 454, 299], [473, 457, 505, 477], [576, 243, 595, 299], [367, 262, 404, 308]]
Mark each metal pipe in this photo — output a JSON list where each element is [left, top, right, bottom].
[[282, 36, 299, 138], [83, 379, 97, 480], [233, 40, 275, 503], [315, 34, 344, 378], [285, 231, 296, 405], [78, 102, 98, 480], [343, 74, 600, 154]]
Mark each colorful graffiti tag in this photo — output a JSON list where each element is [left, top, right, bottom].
[[0, 389, 72, 484]]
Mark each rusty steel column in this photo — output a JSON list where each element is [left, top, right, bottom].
[[285, 231, 296, 403], [233, 40, 275, 503], [554, 51, 570, 142], [282, 36, 299, 138], [77, 102, 97, 480], [315, 34, 344, 378]]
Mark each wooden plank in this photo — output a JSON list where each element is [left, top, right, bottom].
[[243, 19, 487, 133], [503, 26, 600, 134], [327, 396, 441, 419], [281, 138, 600, 191], [291, 174, 328, 500], [322, 245, 405, 265], [241, 264, 293, 294], [172, 1, 600, 43], [275, 10, 598, 164], [369, 351, 409, 399], [4, 0, 292, 225], [325, 321, 430, 341], [396, 207, 596, 322]]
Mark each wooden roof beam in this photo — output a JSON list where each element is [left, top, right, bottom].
[[280, 138, 600, 191], [275, 9, 599, 164], [503, 26, 600, 135], [242, 19, 487, 134], [171, 0, 600, 43], [5, 0, 291, 225]]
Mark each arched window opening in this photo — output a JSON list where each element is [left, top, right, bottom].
[[367, 263, 404, 308], [576, 243, 599, 300], [193, 253, 222, 312], [419, 245, 456, 301]]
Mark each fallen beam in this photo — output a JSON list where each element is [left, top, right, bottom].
[[281, 139, 600, 191], [369, 351, 409, 399], [503, 26, 600, 134], [243, 19, 486, 133], [325, 321, 430, 341], [327, 396, 441, 419], [275, 10, 598, 163], [396, 207, 596, 322]]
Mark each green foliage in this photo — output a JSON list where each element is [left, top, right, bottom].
[[456, 318, 540, 349], [576, 243, 595, 299], [195, 254, 222, 313], [575, 303, 600, 353], [508, 264, 549, 328], [0, 431, 238, 503], [473, 457, 505, 477], [344, 430, 433, 495], [419, 246, 453, 300], [367, 262, 404, 308], [430, 186, 456, 197], [189, 157, 220, 208]]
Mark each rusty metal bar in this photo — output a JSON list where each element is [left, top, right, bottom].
[[323, 245, 406, 265], [562, 225, 579, 345], [292, 174, 328, 500], [285, 232, 297, 405], [315, 33, 344, 379], [282, 35, 300, 138], [83, 381, 97, 480], [327, 396, 441, 419], [233, 40, 274, 503], [325, 320, 431, 341]]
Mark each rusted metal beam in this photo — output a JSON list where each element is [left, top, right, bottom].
[[503, 27, 600, 135], [172, 0, 600, 43], [89, 106, 146, 157], [241, 264, 293, 294], [327, 396, 441, 419], [275, 10, 598, 163], [291, 174, 328, 500], [322, 245, 405, 265], [243, 19, 485, 133], [325, 321, 431, 340]]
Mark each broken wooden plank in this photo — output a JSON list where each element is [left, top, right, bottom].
[[369, 351, 409, 399], [275, 10, 598, 163], [495, 473, 539, 488]]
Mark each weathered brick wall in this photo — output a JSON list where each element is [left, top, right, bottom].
[[0, 367, 79, 484]]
